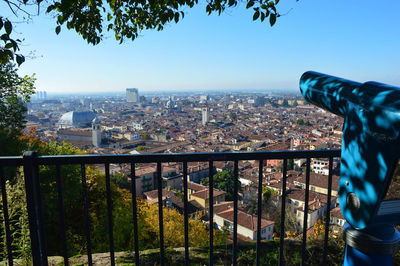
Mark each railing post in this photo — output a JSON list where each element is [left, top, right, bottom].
[[23, 151, 48, 265]]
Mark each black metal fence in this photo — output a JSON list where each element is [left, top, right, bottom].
[[0, 149, 341, 266]]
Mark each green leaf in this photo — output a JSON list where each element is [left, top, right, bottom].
[[55, 26, 61, 35], [5, 43, 13, 49], [0, 18, 3, 30], [275, 0, 280, 4], [174, 12, 179, 23], [246, 1, 254, 9], [4, 21, 12, 35], [16, 54, 25, 66], [206, 5, 211, 15], [269, 13, 276, 26], [253, 10, 260, 21], [46, 5, 56, 13]]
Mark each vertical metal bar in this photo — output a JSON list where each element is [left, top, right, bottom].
[[256, 160, 263, 266], [183, 162, 189, 266], [323, 157, 334, 265], [81, 164, 92, 266], [0, 166, 13, 266], [56, 165, 68, 266], [157, 162, 165, 266], [301, 158, 311, 266], [130, 163, 140, 265], [232, 159, 239, 266], [208, 161, 214, 266], [105, 163, 115, 265], [279, 158, 288, 266], [23, 151, 48, 266]]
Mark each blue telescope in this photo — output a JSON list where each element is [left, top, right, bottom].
[[300, 71, 400, 265]]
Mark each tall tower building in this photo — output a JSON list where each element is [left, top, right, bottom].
[[126, 88, 139, 103], [92, 117, 102, 147], [202, 108, 209, 126]]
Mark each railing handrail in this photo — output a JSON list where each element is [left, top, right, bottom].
[[0, 149, 341, 166], [0, 148, 342, 266]]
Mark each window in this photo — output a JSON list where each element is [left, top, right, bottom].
[[224, 220, 233, 230], [262, 228, 266, 234], [268, 235, 271, 240], [268, 226, 271, 231]]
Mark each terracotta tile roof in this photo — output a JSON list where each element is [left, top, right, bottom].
[[330, 206, 344, 220], [191, 188, 225, 200], [212, 201, 233, 214], [188, 182, 206, 192], [144, 189, 176, 201], [216, 208, 274, 231], [144, 189, 201, 214], [296, 173, 339, 190], [287, 189, 337, 205], [135, 164, 157, 176]]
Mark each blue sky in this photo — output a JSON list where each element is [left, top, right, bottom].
[[6, 0, 400, 93]]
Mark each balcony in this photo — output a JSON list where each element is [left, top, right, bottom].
[[0, 149, 341, 265]]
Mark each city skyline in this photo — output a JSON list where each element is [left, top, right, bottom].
[[5, 0, 400, 93]]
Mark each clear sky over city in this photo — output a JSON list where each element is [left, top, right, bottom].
[[5, 0, 400, 93]]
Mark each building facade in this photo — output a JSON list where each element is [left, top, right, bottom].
[[126, 88, 139, 103]]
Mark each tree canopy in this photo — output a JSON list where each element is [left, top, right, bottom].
[[201, 169, 241, 200], [0, 63, 35, 131]]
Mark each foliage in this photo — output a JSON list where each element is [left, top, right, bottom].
[[142, 202, 227, 248], [0, 17, 25, 65], [229, 112, 237, 120], [110, 172, 130, 190], [262, 186, 278, 203], [273, 208, 297, 236], [141, 133, 151, 140], [47, 0, 281, 45], [201, 170, 242, 201], [296, 118, 311, 126], [0, 63, 35, 131], [281, 99, 289, 107], [136, 145, 148, 151], [0, 173, 31, 263], [311, 218, 325, 237]]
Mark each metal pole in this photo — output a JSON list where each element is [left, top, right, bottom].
[[23, 151, 48, 265], [343, 222, 400, 266]]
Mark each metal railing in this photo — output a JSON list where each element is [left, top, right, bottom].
[[0, 149, 341, 266]]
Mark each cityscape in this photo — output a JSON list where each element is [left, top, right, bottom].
[[1, 0, 400, 265], [26, 88, 345, 240]]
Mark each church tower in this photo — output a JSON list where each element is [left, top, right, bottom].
[[92, 117, 101, 147]]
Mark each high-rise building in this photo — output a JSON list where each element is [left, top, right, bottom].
[[126, 88, 139, 103], [254, 96, 266, 107], [202, 108, 209, 126]]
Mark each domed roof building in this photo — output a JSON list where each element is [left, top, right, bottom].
[[58, 111, 98, 128]]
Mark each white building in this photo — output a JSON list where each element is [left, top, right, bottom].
[[215, 208, 275, 241], [311, 158, 329, 175], [202, 108, 209, 126]]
